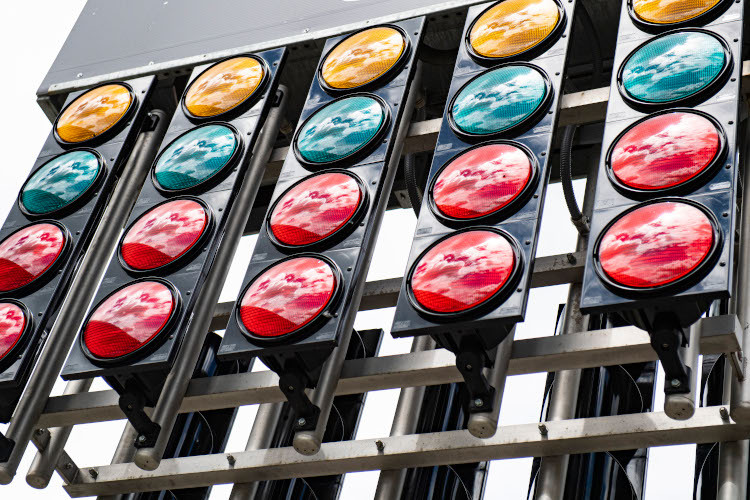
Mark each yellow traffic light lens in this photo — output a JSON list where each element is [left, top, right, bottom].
[[321, 27, 406, 90], [184, 57, 265, 118], [632, 0, 721, 25], [55, 84, 132, 144], [469, 0, 561, 60]]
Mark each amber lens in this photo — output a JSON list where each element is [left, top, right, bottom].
[[469, 0, 561, 59], [632, 0, 720, 24], [321, 27, 406, 89], [184, 57, 265, 117], [56, 84, 132, 143]]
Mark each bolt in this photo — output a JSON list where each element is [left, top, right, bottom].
[[474, 398, 484, 408], [76, 73, 83, 78], [566, 253, 576, 264], [375, 440, 385, 452], [138, 435, 147, 443], [465, 364, 473, 371], [720, 407, 730, 421], [35, 429, 44, 436], [127, 404, 133, 411], [297, 418, 307, 427], [227, 454, 236, 466], [670, 378, 681, 388], [89, 469, 98, 480], [538, 423, 548, 436], [65, 463, 73, 470], [662, 343, 670, 349]]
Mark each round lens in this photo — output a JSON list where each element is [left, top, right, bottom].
[[184, 57, 265, 117], [410, 230, 516, 314], [296, 96, 386, 164], [270, 173, 363, 246], [469, 0, 561, 59], [451, 65, 548, 136], [153, 125, 237, 191], [598, 201, 715, 288], [56, 84, 132, 143], [82, 281, 176, 360], [433, 143, 533, 220], [121, 199, 209, 271], [0, 223, 66, 293], [620, 31, 727, 105], [321, 27, 406, 89], [20, 151, 101, 215], [610, 112, 721, 191], [0, 302, 27, 363], [239, 257, 337, 338], [632, 0, 721, 25]]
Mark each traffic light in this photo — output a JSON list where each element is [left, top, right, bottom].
[[60, 48, 286, 447], [218, 19, 425, 449], [579, 0, 743, 394], [0, 77, 156, 423], [390, 0, 577, 416]]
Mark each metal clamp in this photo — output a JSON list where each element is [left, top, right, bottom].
[[650, 316, 691, 396], [118, 390, 161, 449], [279, 370, 321, 432], [456, 343, 496, 414]]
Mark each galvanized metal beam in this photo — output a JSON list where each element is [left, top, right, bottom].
[[62, 406, 749, 497], [37, 314, 740, 429]]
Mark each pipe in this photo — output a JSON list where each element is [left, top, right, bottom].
[[0, 109, 169, 484], [134, 90, 287, 471]]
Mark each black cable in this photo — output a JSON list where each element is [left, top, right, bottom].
[[560, 124, 589, 236]]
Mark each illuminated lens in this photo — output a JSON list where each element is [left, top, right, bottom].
[[121, 200, 209, 271], [469, 0, 561, 59], [621, 31, 727, 104], [598, 202, 714, 288], [451, 65, 548, 136], [411, 231, 515, 313], [0, 303, 26, 363], [0, 223, 65, 292], [20, 151, 101, 215], [239, 257, 336, 338], [296, 96, 385, 164], [321, 27, 406, 89], [153, 125, 237, 191], [82, 281, 176, 360], [433, 144, 532, 219], [270, 173, 362, 246], [56, 84, 132, 143], [632, 0, 721, 24], [184, 57, 265, 117], [610, 112, 721, 191]]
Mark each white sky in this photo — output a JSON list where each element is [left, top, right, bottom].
[[1, 1, 698, 498]]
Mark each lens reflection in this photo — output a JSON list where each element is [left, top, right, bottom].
[[21, 151, 101, 215]]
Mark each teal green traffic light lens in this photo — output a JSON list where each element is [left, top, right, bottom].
[[20, 150, 101, 215], [295, 95, 386, 164], [620, 31, 728, 105], [450, 65, 549, 136], [153, 124, 238, 192]]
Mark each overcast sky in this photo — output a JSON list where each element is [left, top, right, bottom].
[[1, 1, 696, 498]]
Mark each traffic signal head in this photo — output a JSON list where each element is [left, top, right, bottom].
[[0, 76, 156, 422], [390, 0, 576, 416], [580, 0, 743, 394], [60, 49, 286, 425]]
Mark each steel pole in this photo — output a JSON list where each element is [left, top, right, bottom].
[[467, 327, 516, 438], [134, 90, 287, 471], [0, 110, 169, 484], [534, 156, 598, 500], [229, 402, 284, 499], [95, 423, 139, 500], [374, 335, 435, 499]]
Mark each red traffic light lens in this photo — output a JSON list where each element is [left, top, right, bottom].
[[610, 112, 721, 191], [410, 230, 516, 314], [0, 223, 66, 293], [432, 143, 533, 220], [82, 281, 176, 360], [120, 199, 209, 271], [239, 257, 337, 339], [597, 201, 715, 289], [269, 173, 363, 246], [0, 302, 27, 363]]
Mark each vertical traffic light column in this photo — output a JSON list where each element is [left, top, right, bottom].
[[0, 77, 155, 456], [580, 0, 744, 401], [390, 0, 577, 429], [219, 19, 425, 455], [61, 49, 286, 452]]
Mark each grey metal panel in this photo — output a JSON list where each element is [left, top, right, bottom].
[[40, 0, 484, 95]]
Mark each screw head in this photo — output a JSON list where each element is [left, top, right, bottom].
[[138, 435, 147, 443], [670, 378, 681, 388], [297, 418, 306, 427], [474, 398, 484, 408]]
